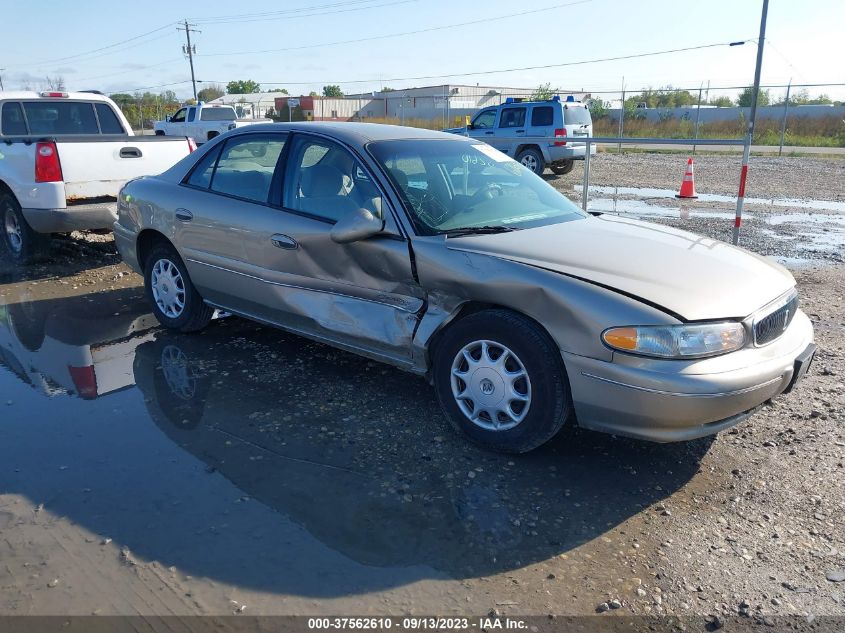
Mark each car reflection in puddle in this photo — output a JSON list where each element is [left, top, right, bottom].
[[2, 285, 713, 595]]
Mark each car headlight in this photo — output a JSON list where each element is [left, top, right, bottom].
[[602, 322, 746, 359]]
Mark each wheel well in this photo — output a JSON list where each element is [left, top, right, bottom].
[[424, 301, 558, 377], [207, 131, 219, 140], [514, 144, 541, 158], [0, 179, 16, 200], [136, 229, 172, 271]]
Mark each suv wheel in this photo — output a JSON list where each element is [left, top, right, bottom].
[[144, 242, 214, 332], [433, 310, 571, 453], [1, 191, 50, 264], [551, 160, 575, 176], [516, 148, 545, 175]]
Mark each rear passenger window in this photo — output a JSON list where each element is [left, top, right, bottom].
[[498, 107, 526, 128], [1, 102, 27, 135], [209, 134, 286, 204], [186, 146, 221, 189], [95, 103, 125, 134], [531, 106, 554, 127]]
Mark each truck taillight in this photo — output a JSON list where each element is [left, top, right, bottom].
[[68, 365, 98, 400], [40, 91, 68, 98], [554, 128, 567, 146], [34, 142, 63, 182], [187, 138, 197, 153]]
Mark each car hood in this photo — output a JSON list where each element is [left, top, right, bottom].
[[444, 214, 795, 321]]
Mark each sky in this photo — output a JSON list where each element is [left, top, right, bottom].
[[1, 0, 843, 102]]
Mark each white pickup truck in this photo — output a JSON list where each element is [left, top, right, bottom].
[[153, 103, 268, 144], [0, 91, 194, 264]]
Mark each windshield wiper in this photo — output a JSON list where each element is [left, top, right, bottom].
[[441, 225, 520, 237]]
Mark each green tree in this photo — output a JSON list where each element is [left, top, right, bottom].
[[737, 86, 770, 107], [586, 98, 608, 119], [197, 83, 225, 102], [530, 83, 555, 101], [380, 86, 396, 92], [322, 85, 344, 97], [709, 95, 735, 107], [226, 80, 261, 94], [309, 91, 319, 97], [267, 87, 289, 93]]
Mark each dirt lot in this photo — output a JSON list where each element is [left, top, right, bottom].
[[0, 153, 843, 627]]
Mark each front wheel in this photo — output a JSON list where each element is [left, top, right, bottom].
[[551, 160, 575, 176], [516, 148, 545, 175], [144, 242, 213, 333], [155, 130, 165, 136], [433, 310, 571, 453], [1, 191, 50, 265]]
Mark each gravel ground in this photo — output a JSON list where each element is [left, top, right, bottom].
[[0, 153, 843, 627]]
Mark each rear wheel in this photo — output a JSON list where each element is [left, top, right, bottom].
[[144, 242, 213, 332], [433, 310, 571, 453], [1, 191, 50, 264], [155, 130, 165, 136], [551, 160, 575, 176], [516, 148, 545, 175]]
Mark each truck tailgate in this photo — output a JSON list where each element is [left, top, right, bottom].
[[56, 136, 190, 200]]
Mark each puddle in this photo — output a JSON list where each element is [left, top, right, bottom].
[[578, 185, 845, 213], [588, 197, 740, 220], [766, 213, 845, 227]]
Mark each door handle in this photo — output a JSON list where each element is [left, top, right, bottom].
[[484, 131, 495, 135], [175, 208, 193, 222], [120, 147, 142, 158], [271, 234, 298, 250], [515, 129, 525, 134]]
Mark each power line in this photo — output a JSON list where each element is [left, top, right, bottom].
[[203, 39, 754, 86], [2, 23, 177, 68], [200, 0, 592, 57], [190, 0, 415, 24]]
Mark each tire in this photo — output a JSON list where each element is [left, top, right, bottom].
[[551, 160, 575, 176], [143, 242, 213, 333], [433, 309, 571, 453], [1, 191, 50, 265], [516, 148, 545, 175], [155, 130, 165, 136]]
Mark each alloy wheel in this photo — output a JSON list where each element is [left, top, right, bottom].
[[150, 258, 186, 319]]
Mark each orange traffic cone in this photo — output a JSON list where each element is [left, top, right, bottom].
[[676, 158, 698, 199]]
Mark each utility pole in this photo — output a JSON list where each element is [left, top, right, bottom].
[[178, 21, 200, 101], [732, 0, 768, 246], [0, 69, 5, 91]]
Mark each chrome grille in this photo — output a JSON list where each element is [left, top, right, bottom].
[[754, 293, 798, 346]]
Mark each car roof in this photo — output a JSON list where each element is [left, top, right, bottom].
[[234, 121, 473, 145], [0, 90, 113, 102]]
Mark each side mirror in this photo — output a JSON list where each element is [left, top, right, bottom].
[[166, 115, 172, 122], [330, 208, 384, 244]]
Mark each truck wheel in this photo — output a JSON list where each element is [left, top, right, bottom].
[[144, 242, 213, 333], [516, 148, 545, 175], [433, 309, 571, 453], [1, 191, 50, 264], [155, 130, 165, 136], [551, 160, 575, 176]]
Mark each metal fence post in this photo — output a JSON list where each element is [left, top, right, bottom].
[[582, 139, 591, 212], [617, 77, 625, 152], [693, 83, 703, 155], [778, 79, 791, 157]]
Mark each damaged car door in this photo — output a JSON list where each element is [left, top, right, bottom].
[[259, 133, 424, 365]]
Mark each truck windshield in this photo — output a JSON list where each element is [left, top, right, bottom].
[[200, 107, 238, 121], [23, 101, 100, 135], [369, 139, 585, 235]]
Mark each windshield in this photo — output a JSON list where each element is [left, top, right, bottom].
[[200, 107, 237, 121], [368, 139, 585, 235]]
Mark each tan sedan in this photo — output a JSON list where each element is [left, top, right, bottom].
[[114, 123, 815, 453]]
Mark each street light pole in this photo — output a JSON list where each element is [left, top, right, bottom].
[[733, 0, 769, 246]]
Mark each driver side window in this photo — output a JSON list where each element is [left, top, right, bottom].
[[472, 109, 496, 129], [171, 108, 186, 123]]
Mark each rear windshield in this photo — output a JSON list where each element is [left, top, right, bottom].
[[200, 107, 237, 121], [564, 105, 592, 126], [23, 101, 100, 135]]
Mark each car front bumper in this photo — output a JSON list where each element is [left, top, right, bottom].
[[563, 310, 815, 442], [23, 203, 117, 233]]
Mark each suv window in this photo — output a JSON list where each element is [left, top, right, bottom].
[[498, 107, 526, 128], [200, 107, 237, 121], [285, 136, 382, 222], [1, 102, 27, 135], [95, 103, 125, 134], [23, 101, 99, 135], [564, 105, 592, 126], [171, 108, 187, 123], [472, 109, 496, 129], [209, 134, 286, 203], [531, 106, 554, 127], [187, 108, 196, 122]]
